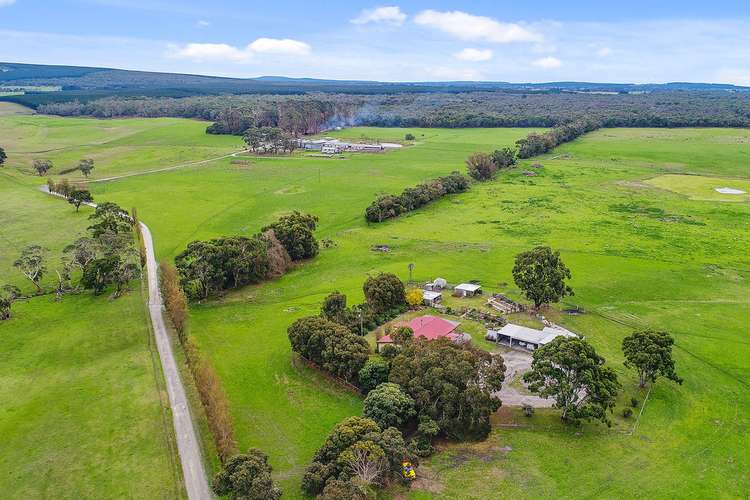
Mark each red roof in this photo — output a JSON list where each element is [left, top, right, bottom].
[[378, 315, 460, 344]]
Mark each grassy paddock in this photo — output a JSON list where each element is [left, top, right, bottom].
[[89, 126, 750, 497]]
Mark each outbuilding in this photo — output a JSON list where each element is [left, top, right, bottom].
[[454, 283, 482, 297], [422, 290, 442, 307], [486, 323, 577, 351]]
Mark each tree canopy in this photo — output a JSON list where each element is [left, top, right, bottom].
[[0, 147, 6, 166], [363, 273, 406, 314], [358, 358, 390, 394], [78, 158, 95, 177], [212, 449, 282, 500], [512, 246, 574, 308], [490, 147, 517, 169], [363, 382, 416, 430], [14, 245, 47, 293], [0, 285, 22, 320], [523, 336, 620, 425], [287, 316, 370, 382], [389, 338, 505, 440], [88, 202, 131, 237], [67, 189, 93, 212], [32, 159, 53, 176], [302, 416, 407, 496], [262, 211, 319, 261], [622, 330, 682, 388]]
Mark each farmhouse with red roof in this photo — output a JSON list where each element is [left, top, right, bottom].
[[377, 315, 466, 351]]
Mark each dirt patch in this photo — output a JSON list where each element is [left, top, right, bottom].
[[411, 465, 443, 494]]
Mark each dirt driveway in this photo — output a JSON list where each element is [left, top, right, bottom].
[[495, 349, 554, 408]]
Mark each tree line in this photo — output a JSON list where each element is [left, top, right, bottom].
[[175, 211, 317, 299], [35, 90, 750, 132], [364, 172, 469, 223]]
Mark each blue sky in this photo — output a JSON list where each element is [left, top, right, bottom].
[[2, 0, 750, 84]]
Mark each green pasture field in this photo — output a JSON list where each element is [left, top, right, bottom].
[[0, 169, 180, 496], [83, 125, 750, 497], [0, 113, 242, 179], [645, 173, 750, 202], [2, 114, 749, 497]]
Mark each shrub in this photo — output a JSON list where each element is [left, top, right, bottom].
[[405, 288, 423, 308], [631, 397, 639, 408], [623, 407, 633, 418], [160, 260, 189, 342], [185, 339, 238, 462], [404, 133, 415, 140], [466, 152, 497, 181]]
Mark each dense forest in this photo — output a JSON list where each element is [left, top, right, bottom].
[[34, 90, 750, 134]]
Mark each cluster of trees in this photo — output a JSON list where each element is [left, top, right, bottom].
[[242, 127, 296, 154], [515, 119, 601, 158], [320, 273, 408, 335], [364, 172, 469, 223], [302, 416, 409, 497], [47, 178, 93, 212], [523, 329, 682, 425], [37, 91, 750, 130], [288, 316, 371, 382], [464, 147, 518, 181], [212, 449, 281, 499], [0, 201, 139, 320], [175, 212, 316, 299]]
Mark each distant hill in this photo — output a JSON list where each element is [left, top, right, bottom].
[[1, 61, 749, 109]]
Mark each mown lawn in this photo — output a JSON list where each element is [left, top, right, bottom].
[[86, 125, 750, 497]]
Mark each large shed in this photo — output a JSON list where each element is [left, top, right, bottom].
[[454, 283, 482, 297], [486, 324, 577, 351]]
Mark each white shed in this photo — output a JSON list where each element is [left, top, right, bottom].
[[422, 290, 442, 307], [455, 283, 482, 297]]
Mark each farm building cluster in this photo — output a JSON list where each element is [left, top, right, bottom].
[[297, 138, 403, 154], [409, 277, 579, 352]]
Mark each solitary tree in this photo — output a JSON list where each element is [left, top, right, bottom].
[[78, 158, 95, 178], [512, 246, 573, 309], [33, 159, 53, 177], [0, 285, 21, 320], [14, 245, 47, 293], [212, 449, 282, 500], [622, 330, 683, 388], [523, 336, 620, 425], [88, 202, 130, 237], [68, 189, 93, 212], [0, 146, 6, 166]]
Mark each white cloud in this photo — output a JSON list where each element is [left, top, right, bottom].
[[597, 46, 612, 57], [454, 48, 493, 62], [170, 43, 249, 62], [248, 38, 311, 56], [351, 6, 406, 26], [414, 10, 541, 43], [169, 37, 311, 62], [196, 20, 210, 28], [0, 0, 16, 6], [532, 56, 562, 69]]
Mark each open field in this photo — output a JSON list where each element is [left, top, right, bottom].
[[0, 292, 182, 498], [0, 158, 181, 496], [3, 115, 750, 497], [0, 114, 242, 180], [645, 174, 750, 202], [80, 124, 750, 497]]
